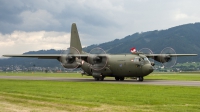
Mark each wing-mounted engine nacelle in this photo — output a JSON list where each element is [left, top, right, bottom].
[[61, 56, 80, 68], [87, 55, 107, 70], [87, 56, 103, 64], [87, 47, 108, 71], [154, 55, 171, 63], [155, 47, 177, 67], [59, 47, 81, 69]]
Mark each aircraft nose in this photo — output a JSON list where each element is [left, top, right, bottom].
[[142, 64, 154, 75]]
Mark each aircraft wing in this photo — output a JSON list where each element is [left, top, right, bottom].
[[2, 54, 95, 59], [3, 54, 62, 59], [144, 54, 197, 58], [142, 53, 198, 64]]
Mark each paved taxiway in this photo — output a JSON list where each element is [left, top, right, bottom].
[[0, 76, 200, 87]]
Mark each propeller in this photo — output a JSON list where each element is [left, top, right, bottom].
[[160, 47, 177, 68], [139, 48, 154, 63], [88, 47, 108, 71], [60, 47, 81, 70]]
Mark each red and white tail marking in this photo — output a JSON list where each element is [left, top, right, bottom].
[[130, 47, 136, 53]]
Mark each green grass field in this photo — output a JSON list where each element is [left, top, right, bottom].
[[0, 72, 200, 112], [0, 79, 199, 112]]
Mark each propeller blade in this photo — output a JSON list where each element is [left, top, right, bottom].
[[160, 47, 177, 68]]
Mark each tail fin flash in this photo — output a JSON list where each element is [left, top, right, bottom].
[[70, 23, 82, 54]]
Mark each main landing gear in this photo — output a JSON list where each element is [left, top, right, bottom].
[[136, 77, 143, 81], [93, 76, 143, 81], [94, 76, 105, 81], [115, 77, 124, 81]]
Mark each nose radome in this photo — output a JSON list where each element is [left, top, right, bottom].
[[142, 64, 154, 75]]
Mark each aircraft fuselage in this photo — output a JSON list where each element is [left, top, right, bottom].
[[81, 54, 154, 78]]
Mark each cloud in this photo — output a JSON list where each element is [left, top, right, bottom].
[[1, 0, 200, 55], [174, 11, 189, 21], [19, 9, 61, 31], [0, 31, 70, 57]]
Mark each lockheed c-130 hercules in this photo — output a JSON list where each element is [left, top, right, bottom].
[[3, 23, 197, 81]]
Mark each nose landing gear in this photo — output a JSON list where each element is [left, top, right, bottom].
[[94, 76, 105, 81]]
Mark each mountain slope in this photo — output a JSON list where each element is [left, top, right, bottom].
[[84, 23, 200, 62], [1, 23, 200, 67]]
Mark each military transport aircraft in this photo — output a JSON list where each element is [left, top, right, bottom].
[[3, 23, 197, 81]]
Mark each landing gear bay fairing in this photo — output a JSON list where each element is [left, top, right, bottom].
[[3, 23, 197, 81]]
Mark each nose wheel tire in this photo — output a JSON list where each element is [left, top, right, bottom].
[[136, 77, 143, 81], [99, 76, 105, 81]]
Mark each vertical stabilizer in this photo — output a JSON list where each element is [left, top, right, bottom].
[[70, 23, 82, 54]]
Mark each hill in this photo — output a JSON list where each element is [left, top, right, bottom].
[[84, 23, 200, 62], [1, 23, 200, 67]]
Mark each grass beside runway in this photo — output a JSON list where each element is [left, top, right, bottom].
[[0, 79, 199, 112], [0, 72, 200, 81]]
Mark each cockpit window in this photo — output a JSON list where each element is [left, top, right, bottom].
[[144, 57, 148, 61], [133, 57, 150, 63], [143, 57, 150, 63], [133, 57, 140, 62]]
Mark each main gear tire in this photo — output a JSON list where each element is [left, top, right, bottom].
[[115, 77, 119, 81], [119, 77, 125, 81]]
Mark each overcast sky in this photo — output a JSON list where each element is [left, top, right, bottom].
[[0, 0, 200, 57]]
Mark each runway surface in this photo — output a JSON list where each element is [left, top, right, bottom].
[[0, 76, 200, 87]]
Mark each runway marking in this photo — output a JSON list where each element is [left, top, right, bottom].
[[0, 76, 200, 87]]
